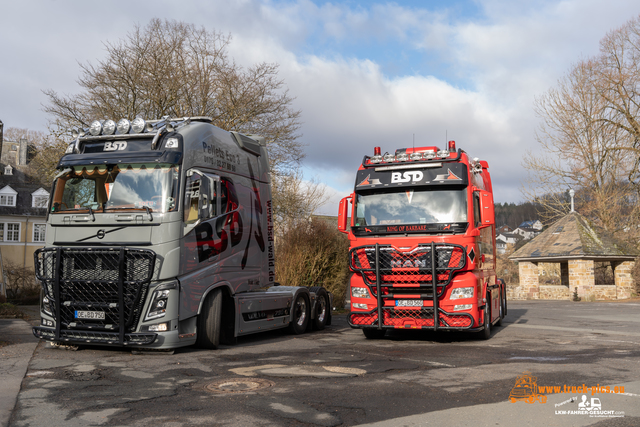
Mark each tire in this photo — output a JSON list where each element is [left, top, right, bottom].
[[477, 298, 491, 340], [362, 328, 386, 339], [311, 288, 329, 331], [288, 292, 310, 334], [197, 288, 222, 349]]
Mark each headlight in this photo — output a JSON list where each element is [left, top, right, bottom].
[[42, 295, 53, 316], [451, 287, 474, 299], [351, 287, 371, 299], [454, 304, 472, 311], [146, 289, 170, 320], [353, 303, 368, 309]]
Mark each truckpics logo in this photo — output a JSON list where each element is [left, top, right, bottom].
[[391, 171, 423, 183], [509, 372, 548, 404]]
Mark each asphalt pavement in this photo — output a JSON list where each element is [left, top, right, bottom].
[[0, 307, 39, 427]]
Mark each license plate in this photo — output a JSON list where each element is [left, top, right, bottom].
[[75, 310, 105, 320], [395, 300, 423, 307]]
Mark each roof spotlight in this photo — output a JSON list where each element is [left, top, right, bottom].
[[117, 119, 131, 134], [131, 117, 146, 133], [89, 120, 102, 136], [103, 120, 116, 135]]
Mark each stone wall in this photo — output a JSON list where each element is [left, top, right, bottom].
[[516, 261, 539, 299], [539, 285, 570, 300], [613, 260, 635, 299], [569, 259, 595, 301]]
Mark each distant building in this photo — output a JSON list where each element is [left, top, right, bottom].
[[518, 220, 543, 231], [0, 126, 49, 273], [513, 227, 541, 240], [497, 224, 512, 234]]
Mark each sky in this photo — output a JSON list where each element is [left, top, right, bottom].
[[2, 0, 640, 215]]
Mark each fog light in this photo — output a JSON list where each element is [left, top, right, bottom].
[[353, 303, 368, 309], [454, 304, 472, 311], [148, 323, 168, 332]]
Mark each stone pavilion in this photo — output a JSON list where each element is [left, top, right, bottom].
[[509, 212, 637, 301]]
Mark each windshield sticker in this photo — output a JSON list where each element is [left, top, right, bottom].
[[406, 190, 414, 203]]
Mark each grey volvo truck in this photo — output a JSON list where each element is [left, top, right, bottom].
[[32, 116, 331, 350]]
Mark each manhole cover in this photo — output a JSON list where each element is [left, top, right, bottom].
[[204, 378, 275, 394]]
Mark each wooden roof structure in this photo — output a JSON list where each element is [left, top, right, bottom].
[[509, 212, 638, 262]]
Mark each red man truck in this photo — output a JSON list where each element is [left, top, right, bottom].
[[338, 141, 505, 339]]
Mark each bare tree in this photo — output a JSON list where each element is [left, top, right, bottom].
[[40, 19, 324, 230], [524, 15, 640, 242], [43, 18, 303, 172], [271, 169, 329, 239]]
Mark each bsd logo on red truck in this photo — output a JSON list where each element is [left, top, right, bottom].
[[391, 170, 423, 183]]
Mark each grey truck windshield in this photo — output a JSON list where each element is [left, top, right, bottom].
[[51, 164, 180, 213], [354, 188, 467, 226]]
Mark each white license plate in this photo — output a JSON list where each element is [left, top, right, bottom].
[[75, 310, 105, 320], [395, 300, 423, 307]]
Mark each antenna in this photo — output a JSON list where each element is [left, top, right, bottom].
[[413, 133, 415, 150]]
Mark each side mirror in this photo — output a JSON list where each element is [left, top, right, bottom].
[[479, 190, 495, 228], [338, 196, 351, 233]]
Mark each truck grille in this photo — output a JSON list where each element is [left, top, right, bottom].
[[35, 247, 156, 336], [349, 309, 473, 329], [349, 243, 466, 295]]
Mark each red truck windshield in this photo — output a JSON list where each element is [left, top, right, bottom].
[[354, 188, 467, 227]]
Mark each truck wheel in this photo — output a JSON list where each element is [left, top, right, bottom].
[[197, 288, 222, 349], [288, 292, 310, 334], [363, 328, 386, 339], [311, 288, 329, 330], [477, 300, 491, 340]]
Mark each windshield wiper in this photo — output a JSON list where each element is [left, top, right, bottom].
[[104, 206, 153, 221]]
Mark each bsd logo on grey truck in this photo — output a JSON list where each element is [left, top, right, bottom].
[[104, 141, 128, 151]]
